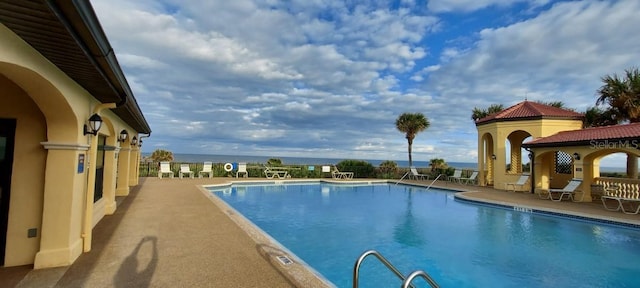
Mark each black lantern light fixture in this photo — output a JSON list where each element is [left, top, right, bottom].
[[131, 136, 138, 146], [138, 139, 143, 147], [491, 154, 497, 160], [118, 130, 128, 142], [83, 113, 103, 136], [573, 152, 580, 160]]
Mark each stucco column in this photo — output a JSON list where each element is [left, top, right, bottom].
[[103, 147, 118, 215], [34, 142, 88, 269], [128, 147, 139, 186], [478, 137, 486, 186], [116, 147, 131, 196]]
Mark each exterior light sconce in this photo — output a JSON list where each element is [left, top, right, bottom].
[[491, 154, 496, 160], [131, 136, 138, 146], [528, 152, 533, 159], [83, 113, 103, 136], [138, 139, 143, 147], [573, 153, 580, 160], [118, 130, 128, 143]]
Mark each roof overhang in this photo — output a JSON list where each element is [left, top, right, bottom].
[[0, 0, 151, 134], [475, 115, 584, 126], [523, 137, 640, 149]]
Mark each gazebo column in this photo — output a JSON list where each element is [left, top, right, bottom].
[[116, 147, 130, 196]]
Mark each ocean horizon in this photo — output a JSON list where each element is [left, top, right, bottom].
[[143, 153, 626, 172]]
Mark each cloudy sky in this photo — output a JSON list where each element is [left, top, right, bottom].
[[92, 0, 639, 166]]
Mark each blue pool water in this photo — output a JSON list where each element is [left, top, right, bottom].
[[210, 182, 640, 287]]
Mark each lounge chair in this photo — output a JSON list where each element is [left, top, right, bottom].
[[332, 166, 354, 180], [409, 166, 429, 180], [601, 185, 640, 214], [505, 174, 530, 192], [179, 164, 194, 179], [264, 166, 288, 179], [158, 162, 174, 179], [199, 162, 213, 178], [459, 171, 478, 185], [236, 162, 248, 178], [548, 179, 582, 202], [448, 169, 462, 183]]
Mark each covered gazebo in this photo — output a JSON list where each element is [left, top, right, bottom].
[[522, 123, 640, 202], [475, 101, 583, 190]]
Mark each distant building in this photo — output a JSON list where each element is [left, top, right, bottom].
[[0, 1, 151, 268]]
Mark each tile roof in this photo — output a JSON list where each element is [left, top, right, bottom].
[[523, 123, 640, 147], [475, 101, 583, 125]]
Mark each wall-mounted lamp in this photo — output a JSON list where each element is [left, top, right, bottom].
[[528, 152, 533, 159], [491, 154, 496, 160], [118, 130, 128, 143], [131, 136, 138, 146], [83, 113, 103, 136], [573, 152, 580, 160], [138, 139, 143, 147]]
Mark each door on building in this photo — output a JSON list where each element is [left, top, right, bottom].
[[94, 135, 106, 202], [0, 118, 16, 266]]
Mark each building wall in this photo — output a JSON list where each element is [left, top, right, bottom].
[[0, 74, 47, 266], [0, 23, 140, 268]]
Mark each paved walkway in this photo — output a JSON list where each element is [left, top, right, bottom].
[[3, 177, 639, 287]]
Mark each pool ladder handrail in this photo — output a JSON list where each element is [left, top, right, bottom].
[[353, 250, 439, 288], [395, 171, 411, 185], [425, 174, 445, 191]]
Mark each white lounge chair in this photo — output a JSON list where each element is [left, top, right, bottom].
[[199, 162, 213, 178], [264, 166, 288, 179], [236, 162, 248, 178], [459, 171, 478, 185], [448, 169, 462, 183], [179, 164, 194, 179], [158, 162, 174, 179], [601, 185, 640, 214], [332, 166, 354, 180], [548, 179, 582, 202], [505, 174, 530, 192], [409, 166, 429, 180]]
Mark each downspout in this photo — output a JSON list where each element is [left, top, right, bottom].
[[82, 103, 116, 252], [46, 0, 130, 253]]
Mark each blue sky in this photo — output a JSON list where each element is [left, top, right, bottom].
[[92, 0, 640, 167]]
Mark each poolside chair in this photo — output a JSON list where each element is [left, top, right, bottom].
[[448, 169, 462, 183], [179, 164, 194, 179], [459, 171, 478, 185], [236, 162, 248, 178], [601, 185, 640, 214], [548, 179, 582, 202], [409, 166, 429, 180], [158, 162, 174, 179], [505, 174, 530, 192], [332, 166, 354, 180], [199, 162, 213, 178]]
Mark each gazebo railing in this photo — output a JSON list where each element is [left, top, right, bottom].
[[593, 177, 640, 199]]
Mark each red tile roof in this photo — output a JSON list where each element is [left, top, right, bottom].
[[523, 123, 640, 147], [475, 101, 583, 125]]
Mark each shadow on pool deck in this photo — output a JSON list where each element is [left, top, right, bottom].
[[5, 177, 639, 287]]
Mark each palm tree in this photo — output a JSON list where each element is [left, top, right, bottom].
[[150, 149, 174, 162], [396, 113, 430, 167], [595, 67, 640, 178], [471, 104, 504, 122], [583, 106, 617, 128], [597, 67, 640, 122]]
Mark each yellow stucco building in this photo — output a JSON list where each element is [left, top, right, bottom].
[[477, 101, 640, 202], [0, 1, 151, 268], [475, 101, 583, 190]]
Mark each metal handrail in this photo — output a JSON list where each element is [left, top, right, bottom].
[[395, 171, 411, 185], [353, 250, 411, 288], [402, 270, 440, 288], [425, 174, 445, 191]]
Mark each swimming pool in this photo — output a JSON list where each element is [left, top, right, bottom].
[[209, 182, 640, 287]]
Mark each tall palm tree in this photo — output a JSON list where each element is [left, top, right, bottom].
[[595, 67, 640, 178], [471, 104, 504, 122], [396, 113, 430, 167]]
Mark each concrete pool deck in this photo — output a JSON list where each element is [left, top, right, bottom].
[[3, 177, 639, 287]]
